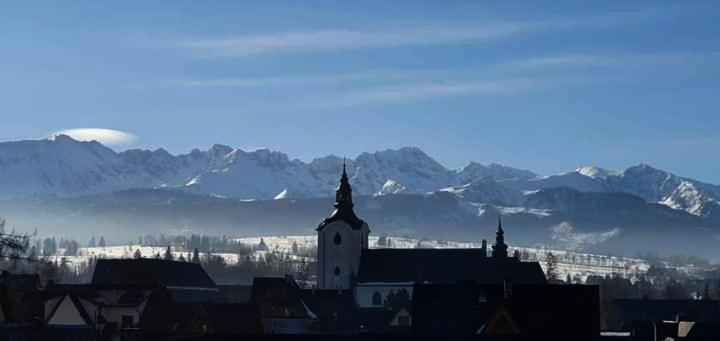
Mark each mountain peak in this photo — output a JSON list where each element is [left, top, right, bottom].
[[576, 166, 617, 179]]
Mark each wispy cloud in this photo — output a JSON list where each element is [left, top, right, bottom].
[[51, 128, 138, 147], [174, 22, 545, 57], [177, 71, 434, 88], [304, 78, 553, 109], [172, 8, 673, 58], [501, 52, 720, 69], [174, 50, 718, 90]]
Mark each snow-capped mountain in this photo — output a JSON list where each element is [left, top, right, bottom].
[[0, 137, 517, 200], [0, 135, 150, 198], [0, 136, 719, 219]]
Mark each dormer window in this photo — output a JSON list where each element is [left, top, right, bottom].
[[334, 232, 342, 245]]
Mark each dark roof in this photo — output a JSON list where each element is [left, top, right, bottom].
[[91, 259, 216, 289], [614, 299, 720, 324], [412, 282, 600, 337], [248, 277, 312, 320], [357, 249, 546, 284], [140, 291, 262, 335], [218, 284, 253, 303], [301, 289, 357, 333], [0, 272, 40, 290]]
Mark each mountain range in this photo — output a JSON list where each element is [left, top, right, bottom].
[[1, 135, 718, 219], [0, 136, 719, 258]]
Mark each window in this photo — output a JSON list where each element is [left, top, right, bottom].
[[334, 232, 342, 245], [121, 315, 134, 329], [372, 292, 382, 306], [334, 266, 340, 276]]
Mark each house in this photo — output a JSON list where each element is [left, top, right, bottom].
[[316, 165, 546, 309], [88, 258, 219, 337], [612, 299, 720, 340], [247, 276, 316, 334], [140, 291, 263, 336], [412, 281, 600, 338]]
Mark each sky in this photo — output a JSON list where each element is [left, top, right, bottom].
[[1, 1, 719, 183]]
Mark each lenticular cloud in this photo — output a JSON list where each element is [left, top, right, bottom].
[[51, 128, 138, 146]]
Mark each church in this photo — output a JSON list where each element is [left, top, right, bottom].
[[316, 164, 546, 307]]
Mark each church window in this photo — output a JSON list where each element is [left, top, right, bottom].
[[334, 266, 340, 276], [334, 232, 342, 245], [372, 292, 382, 306]]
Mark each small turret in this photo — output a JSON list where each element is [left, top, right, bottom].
[[492, 216, 508, 259]]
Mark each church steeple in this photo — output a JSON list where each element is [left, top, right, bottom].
[[317, 161, 365, 231], [492, 216, 508, 258]]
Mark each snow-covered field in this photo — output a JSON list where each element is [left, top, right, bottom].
[[47, 235, 707, 283]]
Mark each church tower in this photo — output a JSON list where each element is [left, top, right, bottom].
[[492, 216, 508, 259], [316, 163, 370, 289]]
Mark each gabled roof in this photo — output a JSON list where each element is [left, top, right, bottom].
[[357, 249, 546, 284], [45, 293, 95, 326], [91, 259, 216, 289]]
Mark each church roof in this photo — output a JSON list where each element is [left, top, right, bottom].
[[357, 249, 546, 284]]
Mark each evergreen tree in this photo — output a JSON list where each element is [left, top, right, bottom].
[[134, 249, 142, 259], [164, 246, 174, 261], [64, 240, 79, 256], [154, 252, 161, 259], [377, 236, 387, 247], [291, 241, 298, 254], [178, 253, 186, 262], [192, 248, 200, 263], [98, 236, 106, 248], [545, 252, 559, 281]]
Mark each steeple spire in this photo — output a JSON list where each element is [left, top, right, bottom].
[[317, 161, 365, 231], [336, 159, 352, 208], [492, 216, 508, 258]]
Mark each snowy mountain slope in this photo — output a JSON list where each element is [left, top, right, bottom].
[[456, 162, 536, 183], [0, 135, 151, 198], [502, 170, 608, 193], [439, 177, 524, 206]]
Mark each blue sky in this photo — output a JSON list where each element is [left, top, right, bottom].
[[1, 1, 719, 182]]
